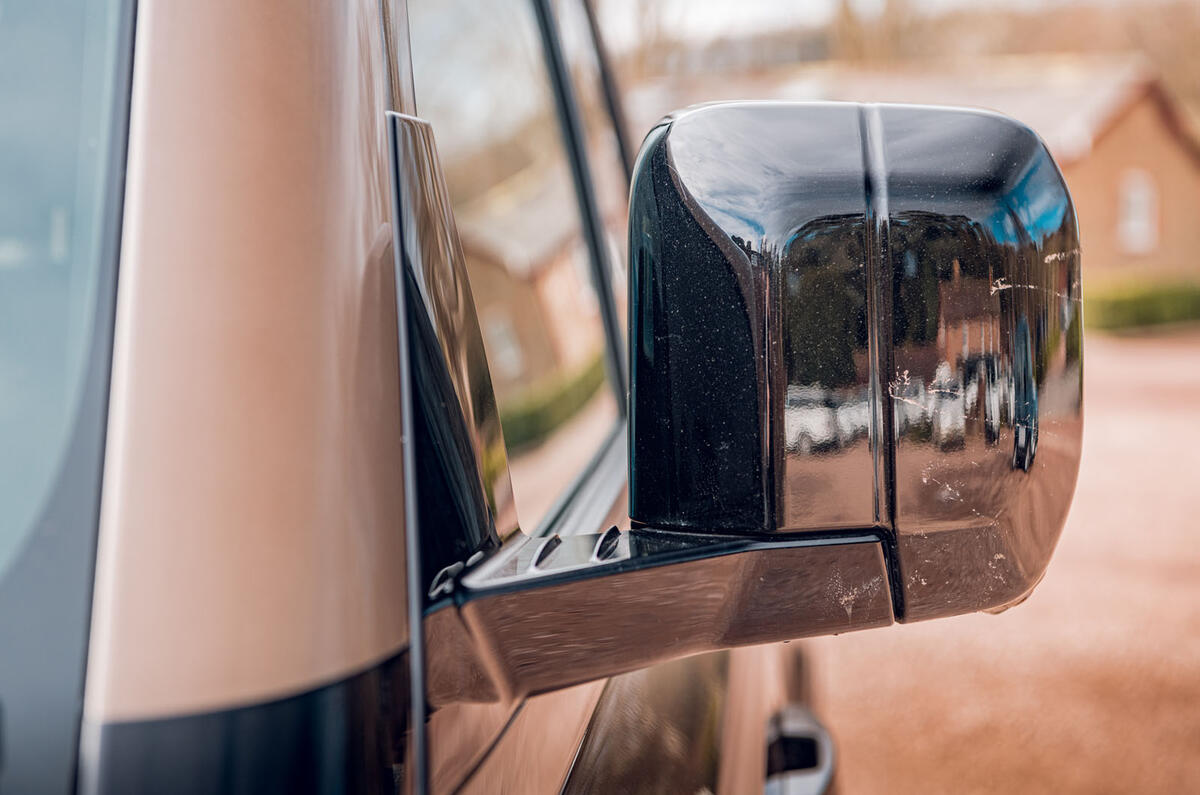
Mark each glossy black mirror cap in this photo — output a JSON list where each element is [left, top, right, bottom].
[[628, 101, 1082, 621]]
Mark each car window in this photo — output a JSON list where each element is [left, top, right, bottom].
[[408, 0, 618, 531], [552, 0, 631, 328], [0, 0, 116, 585], [0, 0, 129, 791]]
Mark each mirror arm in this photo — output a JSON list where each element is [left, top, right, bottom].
[[423, 528, 895, 705]]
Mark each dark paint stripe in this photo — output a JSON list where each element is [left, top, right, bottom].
[[81, 650, 410, 795]]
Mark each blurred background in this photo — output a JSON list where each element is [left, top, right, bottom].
[[581, 0, 1200, 792]]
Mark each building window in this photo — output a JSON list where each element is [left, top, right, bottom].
[[1118, 168, 1158, 255], [482, 312, 524, 381]]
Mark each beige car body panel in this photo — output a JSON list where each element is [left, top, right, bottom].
[[85, 0, 409, 723]]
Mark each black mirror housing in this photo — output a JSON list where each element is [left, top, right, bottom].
[[629, 102, 1082, 621]]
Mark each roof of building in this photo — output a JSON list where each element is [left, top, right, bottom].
[[627, 54, 1189, 166], [455, 157, 578, 279]]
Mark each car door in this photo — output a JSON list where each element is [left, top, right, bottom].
[[391, 1, 796, 792]]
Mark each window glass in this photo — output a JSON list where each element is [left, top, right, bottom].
[[409, 0, 618, 530], [0, 0, 118, 579], [0, 0, 128, 790], [553, 0, 632, 326]]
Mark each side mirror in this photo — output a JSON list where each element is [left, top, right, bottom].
[[628, 102, 1082, 622], [400, 103, 1082, 706]]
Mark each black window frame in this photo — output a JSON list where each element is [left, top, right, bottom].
[[396, 0, 635, 540], [385, 2, 639, 787], [518, 0, 637, 542], [530, 0, 628, 406]]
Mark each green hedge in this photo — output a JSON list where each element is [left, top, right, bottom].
[[1086, 282, 1200, 331], [500, 353, 608, 451]]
